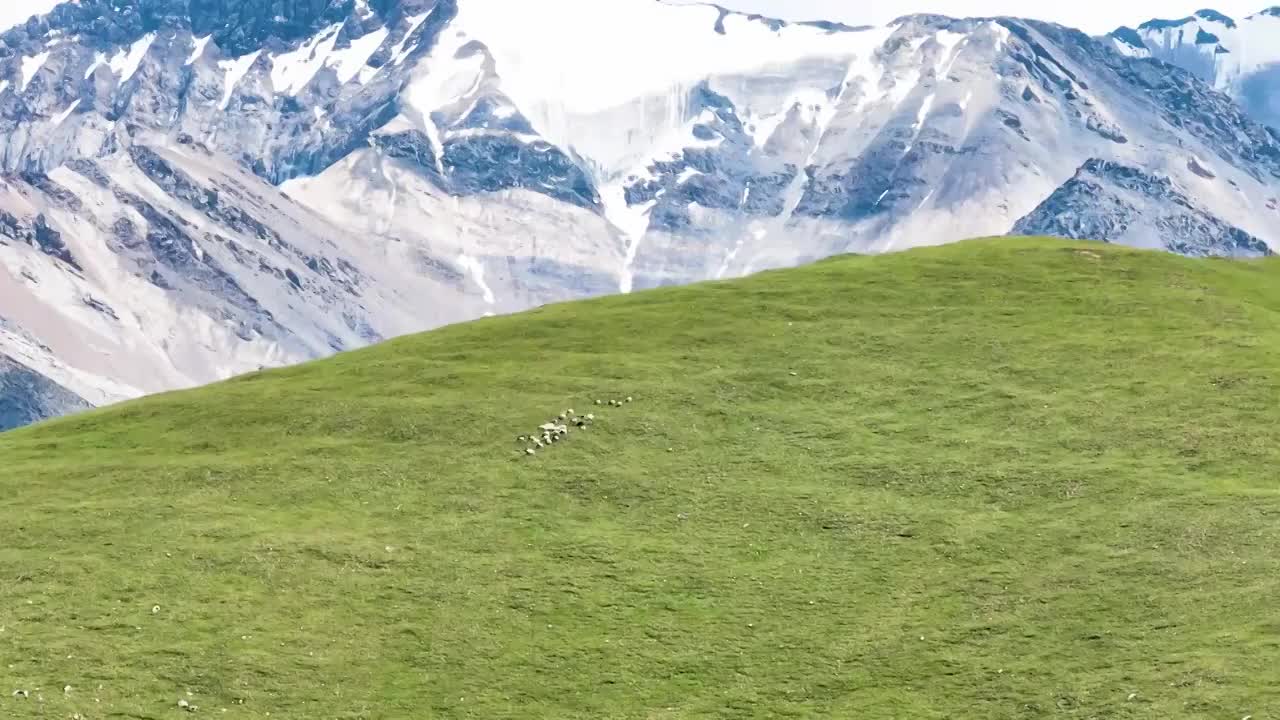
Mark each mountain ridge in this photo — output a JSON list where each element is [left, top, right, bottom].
[[1, 0, 1279, 429]]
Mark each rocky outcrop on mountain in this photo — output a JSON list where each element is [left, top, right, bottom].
[[0, 0, 1278, 429], [0, 352, 88, 431], [1013, 158, 1272, 256]]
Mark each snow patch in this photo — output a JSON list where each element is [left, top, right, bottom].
[[270, 24, 341, 95], [20, 51, 50, 91], [52, 98, 81, 126], [84, 52, 105, 78], [391, 11, 433, 66], [457, 253, 495, 305], [328, 27, 389, 85], [109, 32, 155, 83], [218, 50, 262, 109], [746, 89, 828, 148], [934, 30, 969, 79], [600, 183, 655, 294], [914, 93, 936, 129], [269, 22, 389, 94], [903, 93, 935, 156], [186, 35, 212, 65], [716, 224, 764, 280], [403, 38, 488, 174], [989, 21, 1011, 53]]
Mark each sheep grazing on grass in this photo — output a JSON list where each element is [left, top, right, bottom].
[[519, 397, 640, 456]]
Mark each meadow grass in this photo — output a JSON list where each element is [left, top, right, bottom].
[[1, 237, 1278, 718]]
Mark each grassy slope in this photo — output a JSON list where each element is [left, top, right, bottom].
[[1, 238, 1278, 719]]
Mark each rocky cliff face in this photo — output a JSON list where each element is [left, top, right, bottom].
[[1, 0, 1279, 429]]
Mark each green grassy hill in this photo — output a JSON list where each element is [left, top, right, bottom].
[[2, 238, 1278, 719]]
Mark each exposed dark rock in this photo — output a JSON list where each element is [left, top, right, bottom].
[[442, 135, 601, 210], [32, 214, 80, 270], [82, 295, 119, 319], [1014, 158, 1271, 257], [0, 353, 90, 432]]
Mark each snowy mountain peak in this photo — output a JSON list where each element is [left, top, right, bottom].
[[1194, 9, 1238, 27], [1114, 5, 1280, 127]]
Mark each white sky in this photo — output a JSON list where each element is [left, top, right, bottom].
[[0, 0, 65, 33], [0, 1, 1269, 38], [713, 1, 1268, 33]]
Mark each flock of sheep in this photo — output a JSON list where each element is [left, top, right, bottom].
[[519, 397, 633, 456]]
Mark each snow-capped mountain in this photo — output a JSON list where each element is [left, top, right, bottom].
[[2, 0, 1279, 430], [1110, 8, 1280, 128]]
